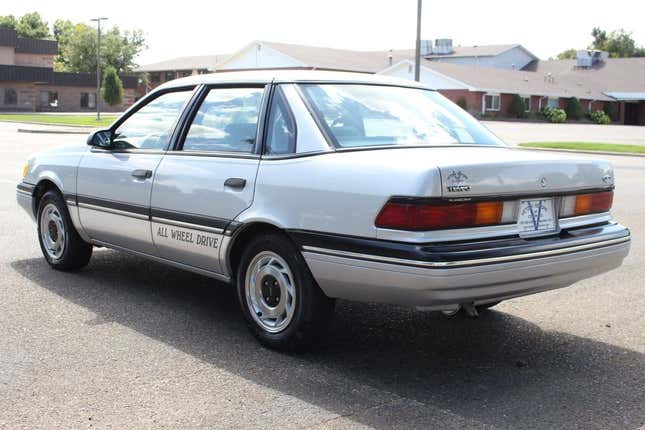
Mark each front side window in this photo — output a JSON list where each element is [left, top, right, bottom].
[[112, 89, 193, 150], [4, 88, 17, 105], [485, 94, 500, 111], [182, 87, 264, 153], [265, 87, 296, 155], [300, 84, 503, 148]]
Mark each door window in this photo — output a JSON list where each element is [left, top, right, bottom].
[[112, 89, 193, 150], [182, 87, 264, 153]]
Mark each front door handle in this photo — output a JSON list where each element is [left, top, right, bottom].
[[224, 177, 246, 189], [132, 169, 153, 179]]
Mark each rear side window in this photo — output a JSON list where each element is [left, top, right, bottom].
[[265, 87, 296, 155], [113, 89, 193, 150], [182, 87, 264, 153]]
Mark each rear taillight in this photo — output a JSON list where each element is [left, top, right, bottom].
[[375, 200, 503, 231], [573, 191, 613, 216]]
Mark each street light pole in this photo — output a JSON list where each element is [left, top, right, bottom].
[[91, 17, 108, 121], [414, 0, 422, 82]]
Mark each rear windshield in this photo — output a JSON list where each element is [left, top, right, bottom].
[[298, 84, 504, 148]]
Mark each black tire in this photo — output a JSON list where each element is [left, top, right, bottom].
[[236, 232, 335, 352], [37, 190, 92, 271]]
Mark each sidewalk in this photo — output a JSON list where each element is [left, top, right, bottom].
[[6, 122, 94, 135]]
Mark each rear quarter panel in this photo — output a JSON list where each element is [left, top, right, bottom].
[[238, 149, 442, 238]]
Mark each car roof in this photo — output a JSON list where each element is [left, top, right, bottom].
[[156, 69, 434, 91]]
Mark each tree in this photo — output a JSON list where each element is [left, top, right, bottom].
[[566, 97, 583, 120], [557, 49, 577, 59], [507, 95, 526, 118], [59, 24, 145, 74], [15, 12, 50, 39], [52, 19, 75, 71], [0, 14, 18, 31], [102, 66, 123, 106], [590, 27, 645, 57]]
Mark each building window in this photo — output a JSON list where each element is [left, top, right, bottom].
[[149, 72, 160, 83], [179, 70, 192, 78], [484, 94, 500, 111], [164, 71, 176, 82], [80, 92, 96, 109], [4, 88, 17, 105], [547, 97, 559, 109], [522, 96, 531, 112], [40, 91, 58, 108]]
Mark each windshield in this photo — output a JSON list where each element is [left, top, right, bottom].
[[299, 84, 504, 148]]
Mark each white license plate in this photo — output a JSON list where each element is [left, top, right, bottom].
[[517, 198, 557, 236]]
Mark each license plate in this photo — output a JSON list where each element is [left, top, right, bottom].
[[517, 198, 557, 236]]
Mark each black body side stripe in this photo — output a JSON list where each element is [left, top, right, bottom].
[[150, 207, 230, 230], [73, 194, 238, 235], [76, 194, 149, 216]]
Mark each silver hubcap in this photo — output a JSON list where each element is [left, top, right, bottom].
[[245, 251, 296, 333], [39, 203, 66, 260]]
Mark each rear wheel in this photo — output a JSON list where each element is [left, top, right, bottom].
[[236, 233, 334, 351], [37, 190, 92, 270]]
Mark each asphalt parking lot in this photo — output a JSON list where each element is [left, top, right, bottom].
[[0, 122, 643, 429]]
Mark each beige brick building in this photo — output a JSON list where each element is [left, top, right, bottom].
[[0, 29, 137, 112]]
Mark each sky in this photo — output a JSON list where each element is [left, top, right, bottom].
[[5, 0, 645, 65]]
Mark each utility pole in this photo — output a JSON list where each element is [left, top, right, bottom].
[[91, 17, 108, 121], [414, 0, 422, 82]]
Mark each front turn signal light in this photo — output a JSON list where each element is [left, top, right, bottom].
[[22, 163, 29, 178]]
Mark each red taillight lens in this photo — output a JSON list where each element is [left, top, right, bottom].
[[574, 191, 613, 216], [375, 200, 503, 231]]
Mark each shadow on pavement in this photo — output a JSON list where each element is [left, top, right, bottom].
[[11, 251, 645, 429]]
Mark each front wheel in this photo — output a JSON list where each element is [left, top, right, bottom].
[[37, 190, 92, 271], [236, 233, 334, 351]]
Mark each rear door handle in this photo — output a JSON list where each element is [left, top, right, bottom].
[[224, 178, 246, 189], [132, 169, 153, 179]]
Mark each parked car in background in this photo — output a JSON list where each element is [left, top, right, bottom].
[[17, 71, 631, 350]]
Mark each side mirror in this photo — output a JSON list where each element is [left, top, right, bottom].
[[87, 129, 113, 148]]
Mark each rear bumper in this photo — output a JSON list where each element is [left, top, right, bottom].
[[296, 223, 631, 307]]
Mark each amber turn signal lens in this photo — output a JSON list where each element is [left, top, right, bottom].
[[22, 163, 29, 178], [574, 191, 613, 216]]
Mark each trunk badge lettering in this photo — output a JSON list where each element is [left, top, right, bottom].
[[446, 170, 470, 193]]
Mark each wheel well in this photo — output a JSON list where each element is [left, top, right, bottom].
[[32, 180, 61, 216], [227, 222, 290, 279]]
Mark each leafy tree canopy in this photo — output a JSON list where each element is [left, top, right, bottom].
[[102, 66, 124, 106], [590, 27, 645, 57], [556, 28, 645, 59], [0, 12, 50, 38]]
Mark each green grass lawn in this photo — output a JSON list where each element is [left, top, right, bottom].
[[519, 142, 645, 154], [0, 114, 117, 127]]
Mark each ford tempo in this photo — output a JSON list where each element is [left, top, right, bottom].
[[16, 71, 631, 350]]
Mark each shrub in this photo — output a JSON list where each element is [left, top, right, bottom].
[[456, 97, 467, 111], [507, 95, 526, 118], [603, 102, 618, 121], [541, 107, 567, 123], [565, 97, 584, 120], [102, 66, 124, 106], [590, 110, 611, 125]]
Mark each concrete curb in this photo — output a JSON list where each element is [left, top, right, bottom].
[[18, 128, 90, 135], [517, 146, 645, 158]]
